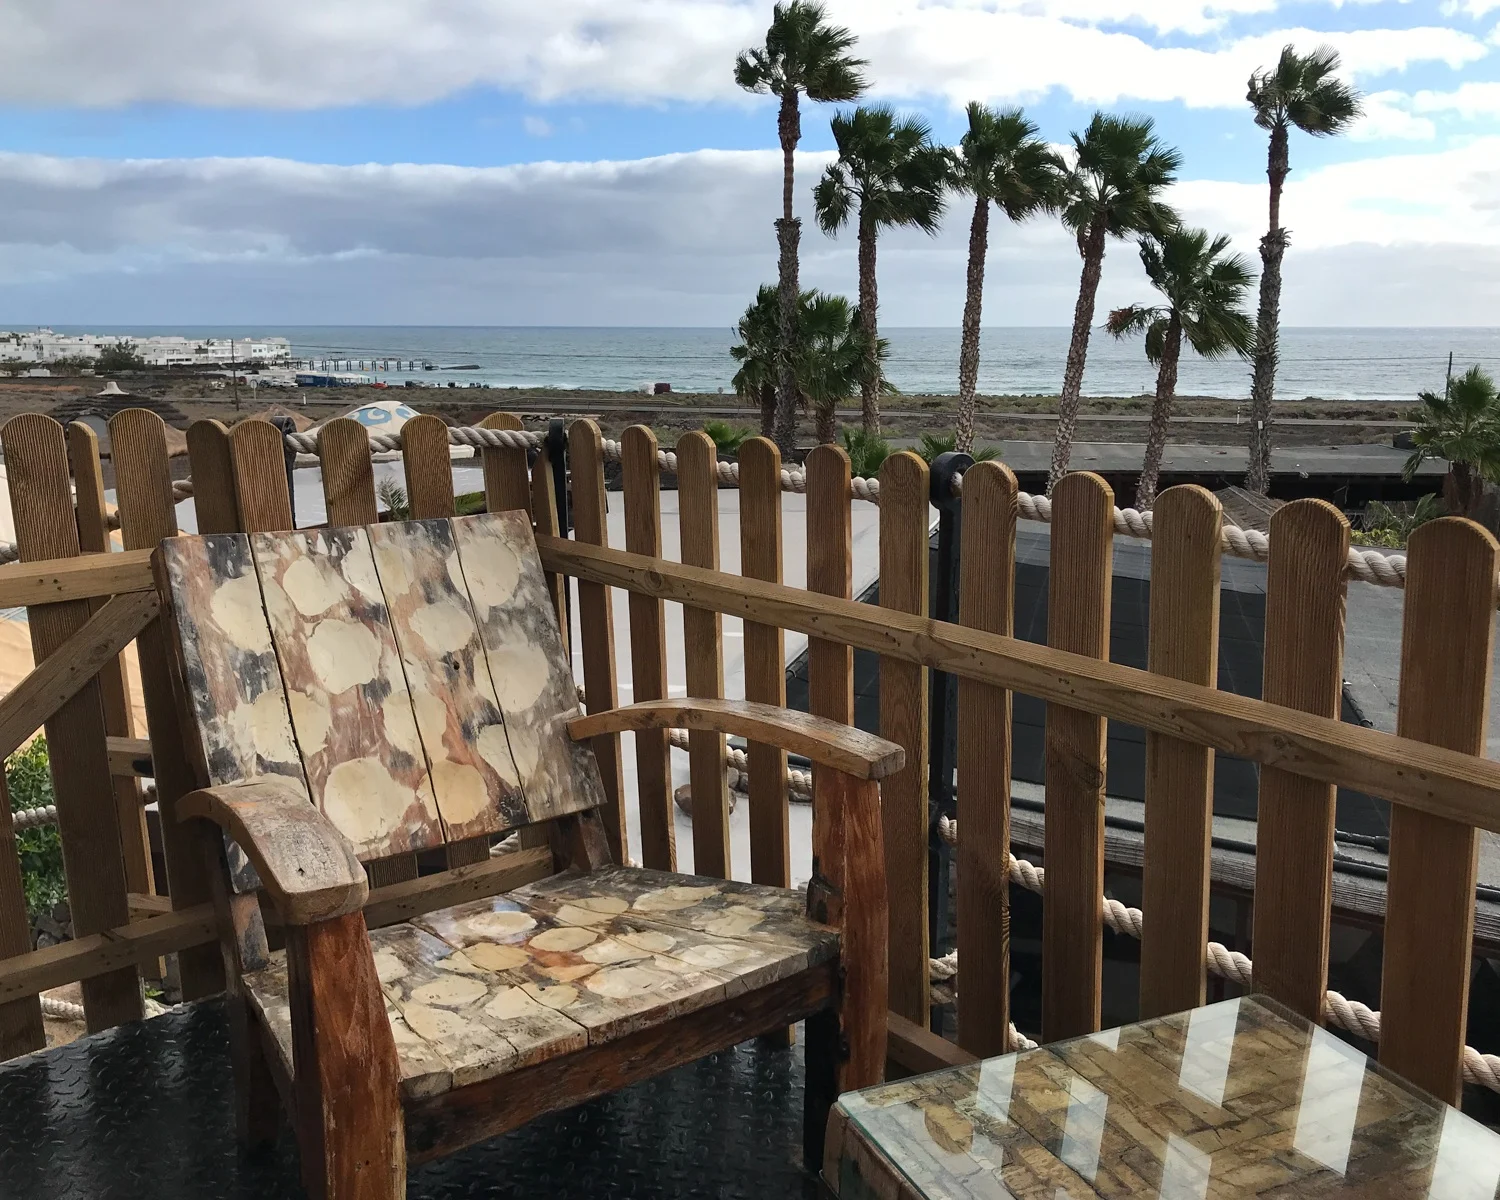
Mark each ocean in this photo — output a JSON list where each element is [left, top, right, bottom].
[[43, 325, 1500, 402]]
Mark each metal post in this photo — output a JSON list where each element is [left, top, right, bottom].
[[547, 418, 574, 656], [926, 450, 970, 1028]]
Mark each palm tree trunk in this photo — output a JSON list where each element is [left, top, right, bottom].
[[815, 396, 836, 445], [773, 90, 802, 455], [1048, 217, 1107, 493], [1246, 121, 1289, 496], [956, 195, 989, 454], [759, 383, 776, 438], [1135, 314, 1182, 511], [857, 211, 881, 436]]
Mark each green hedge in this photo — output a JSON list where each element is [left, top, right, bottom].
[[7, 739, 65, 921]]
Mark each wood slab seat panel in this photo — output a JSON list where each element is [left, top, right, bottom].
[[251, 527, 446, 861], [241, 871, 837, 1101], [449, 512, 607, 823], [366, 519, 528, 839]]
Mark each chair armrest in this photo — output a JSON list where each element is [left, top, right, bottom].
[[567, 698, 904, 781], [179, 779, 369, 925]]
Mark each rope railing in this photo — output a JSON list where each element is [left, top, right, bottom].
[[932, 815, 1500, 1091]]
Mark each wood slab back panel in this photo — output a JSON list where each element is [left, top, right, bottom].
[[738, 437, 789, 889], [251, 527, 446, 860], [1251, 499, 1349, 1022], [366, 518, 526, 840], [228, 420, 294, 533], [1381, 517, 1497, 1103], [316, 417, 380, 527], [478, 413, 531, 516], [0, 777, 44, 1056], [621, 426, 675, 870], [677, 431, 730, 880], [954, 461, 1017, 1059], [185, 420, 241, 534], [1139, 485, 1222, 1020], [67, 421, 154, 902], [113, 409, 226, 997], [805, 446, 854, 926], [450, 512, 606, 827], [1042, 471, 1114, 1043], [568, 420, 627, 864], [876, 451, 931, 1028], [1, 413, 141, 1030]]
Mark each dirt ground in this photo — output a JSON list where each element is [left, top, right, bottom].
[[0, 374, 1419, 450]]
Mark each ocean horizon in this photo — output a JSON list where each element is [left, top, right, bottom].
[[31, 324, 1500, 403]]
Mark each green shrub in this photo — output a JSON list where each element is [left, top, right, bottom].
[[7, 739, 65, 921], [1352, 495, 1444, 548], [915, 432, 1001, 464], [376, 478, 410, 520], [840, 427, 891, 479], [702, 420, 752, 456]]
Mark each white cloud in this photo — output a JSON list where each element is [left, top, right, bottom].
[[523, 116, 555, 137], [0, 141, 1496, 325], [1411, 80, 1500, 116], [0, 1, 1486, 111], [1351, 90, 1436, 140]]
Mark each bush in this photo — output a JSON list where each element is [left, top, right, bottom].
[[915, 432, 1001, 464], [376, 478, 410, 520], [7, 739, 65, 921], [701, 420, 752, 456], [1352, 495, 1444, 548], [840, 427, 891, 479], [96, 341, 147, 372]]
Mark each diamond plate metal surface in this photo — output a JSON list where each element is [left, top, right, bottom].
[[0, 999, 820, 1199]]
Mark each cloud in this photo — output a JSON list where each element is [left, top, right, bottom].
[[1411, 80, 1500, 117], [1351, 90, 1436, 140], [523, 116, 555, 137], [1, 140, 1497, 326], [0, 1, 1486, 111]]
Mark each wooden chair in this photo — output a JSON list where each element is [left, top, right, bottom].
[[153, 509, 897, 1199]]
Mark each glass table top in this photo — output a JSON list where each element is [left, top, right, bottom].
[[832, 995, 1500, 1199]]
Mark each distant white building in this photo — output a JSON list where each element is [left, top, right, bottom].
[[0, 329, 292, 367]]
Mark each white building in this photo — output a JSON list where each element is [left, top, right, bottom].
[[0, 329, 291, 367]]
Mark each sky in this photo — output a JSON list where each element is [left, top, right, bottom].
[[0, 0, 1497, 327]]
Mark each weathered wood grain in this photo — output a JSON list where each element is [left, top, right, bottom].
[[478, 413, 531, 516], [185, 419, 241, 533], [0, 547, 155, 608], [252, 527, 446, 860], [228, 419, 294, 533], [316, 417, 380, 527], [450, 512, 605, 825], [401, 413, 457, 520], [367, 518, 527, 840]]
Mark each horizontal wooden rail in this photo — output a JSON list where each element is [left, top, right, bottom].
[[108, 736, 154, 779], [537, 536, 1500, 834], [0, 847, 554, 1006], [0, 547, 155, 608]]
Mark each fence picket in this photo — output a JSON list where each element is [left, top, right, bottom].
[[1, 414, 141, 1030], [568, 420, 627, 863], [738, 438, 789, 889], [1251, 498, 1349, 1021], [317, 417, 378, 526], [112, 409, 225, 998], [955, 461, 1017, 1058], [878, 451, 931, 1028], [1139, 485, 1222, 1019], [1380, 517, 1497, 1103], [480, 413, 532, 515], [1043, 471, 1114, 1042], [185, 420, 240, 533], [227, 420, 294, 532], [622, 426, 675, 870]]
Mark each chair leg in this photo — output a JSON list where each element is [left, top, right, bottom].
[[286, 912, 406, 1200], [229, 997, 281, 1152], [803, 1007, 841, 1173]]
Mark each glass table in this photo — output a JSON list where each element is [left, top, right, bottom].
[[826, 995, 1500, 1198]]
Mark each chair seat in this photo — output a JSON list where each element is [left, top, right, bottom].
[[244, 865, 837, 1100]]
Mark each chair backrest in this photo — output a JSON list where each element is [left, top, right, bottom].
[[157, 510, 605, 883]]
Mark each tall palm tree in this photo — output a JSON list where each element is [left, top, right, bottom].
[[729, 284, 781, 436], [1048, 113, 1180, 493], [735, 2, 867, 455], [949, 103, 1064, 454], [1243, 45, 1362, 495], [814, 105, 949, 435], [1106, 228, 1255, 510], [1402, 365, 1500, 518]]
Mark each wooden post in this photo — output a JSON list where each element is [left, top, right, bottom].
[[317, 417, 379, 526], [621, 426, 674, 870], [805, 446, 853, 926], [1381, 517, 1497, 1103], [1251, 499, 1349, 1022], [568, 420, 626, 864], [1042, 471, 1113, 1043], [738, 438, 789, 889], [228, 420, 295, 533], [1, 414, 141, 1030], [113, 409, 226, 998], [479, 413, 532, 516], [1139, 485, 1222, 1019], [877, 451, 930, 1028], [677, 432, 729, 879], [67, 422, 154, 903], [955, 461, 1017, 1058], [185, 420, 240, 534], [530, 448, 568, 644]]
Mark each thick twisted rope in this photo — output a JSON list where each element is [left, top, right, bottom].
[[934, 815, 1500, 1090]]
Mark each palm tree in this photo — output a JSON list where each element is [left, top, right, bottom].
[[735, 2, 867, 454], [1048, 113, 1181, 493], [949, 104, 1064, 454], [1243, 45, 1362, 495], [729, 284, 781, 436], [814, 105, 949, 435], [1402, 365, 1500, 518], [1106, 228, 1255, 510]]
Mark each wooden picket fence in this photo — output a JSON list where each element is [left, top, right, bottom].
[[0, 411, 1494, 1116]]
